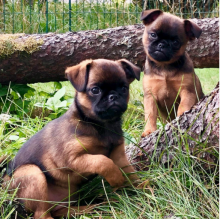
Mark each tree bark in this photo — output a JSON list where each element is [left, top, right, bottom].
[[0, 18, 218, 84], [126, 83, 219, 170]]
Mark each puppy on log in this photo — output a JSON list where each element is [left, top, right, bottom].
[[2, 59, 140, 219], [141, 9, 204, 137]]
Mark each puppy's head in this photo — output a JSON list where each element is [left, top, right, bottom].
[[141, 9, 202, 64], [65, 59, 140, 122]]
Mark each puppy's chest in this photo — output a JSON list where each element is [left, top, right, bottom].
[[99, 130, 122, 148], [157, 79, 178, 100], [144, 74, 182, 106], [92, 128, 123, 155]]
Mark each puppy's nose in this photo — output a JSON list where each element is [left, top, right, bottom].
[[109, 94, 118, 101], [158, 43, 164, 48]]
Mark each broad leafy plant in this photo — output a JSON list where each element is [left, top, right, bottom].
[[0, 83, 35, 118], [0, 82, 73, 155], [34, 86, 73, 119]]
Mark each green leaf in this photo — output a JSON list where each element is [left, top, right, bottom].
[[46, 97, 61, 108], [57, 100, 67, 108], [45, 106, 54, 111], [48, 113, 58, 119], [46, 97, 53, 105], [63, 95, 72, 100], [53, 87, 66, 102], [14, 99, 24, 109], [11, 84, 35, 98], [54, 82, 62, 90], [34, 102, 44, 108], [123, 132, 137, 145], [9, 135, 19, 141], [52, 99, 61, 110], [66, 98, 74, 103], [25, 89, 35, 98], [11, 90, 20, 99], [38, 91, 51, 98], [0, 86, 8, 97]]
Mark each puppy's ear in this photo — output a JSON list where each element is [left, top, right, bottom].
[[117, 59, 141, 83], [140, 9, 162, 25], [65, 60, 93, 92], [184, 20, 202, 40]]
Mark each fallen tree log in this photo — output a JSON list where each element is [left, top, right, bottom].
[[0, 18, 219, 84], [126, 83, 219, 170]]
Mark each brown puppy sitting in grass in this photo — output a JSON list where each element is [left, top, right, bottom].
[[2, 59, 140, 219], [141, 9, 204, 137]]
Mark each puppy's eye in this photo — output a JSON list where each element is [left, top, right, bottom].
[[173, 40, 180, 47], [121, 86, 128, 93], [91, 87, 101, 95], [150, 33, 157, 38]]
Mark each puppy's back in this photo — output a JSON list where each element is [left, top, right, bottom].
[[7, 109, 74, 177]]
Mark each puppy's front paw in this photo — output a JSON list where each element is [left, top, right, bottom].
[[128, 174, 140, 186], [106, 171, 125, 188], [141, 130, 152, 138]]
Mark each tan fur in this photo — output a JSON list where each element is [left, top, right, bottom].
[[142, 67, 203, 136], [3, 59, 140, 219], [110, 143, 137, 182], [141, 10, 203, 137]]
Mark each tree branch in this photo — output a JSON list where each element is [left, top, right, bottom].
[[0, 18, 218, 84], [126, 83, 219, 170]]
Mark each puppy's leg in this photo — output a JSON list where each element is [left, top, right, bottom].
[[110, 144, 138, 182], [5, 164, 52, 219], [142, 93, 158, 137], [177, 90, 197, 116], [71, 154, 125, 187], [52, 153, 130, 218]]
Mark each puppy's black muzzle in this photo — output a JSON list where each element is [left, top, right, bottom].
[[149, 40, 173, 62], [158, 42, 166, 49], [109, 94, 118, 102]]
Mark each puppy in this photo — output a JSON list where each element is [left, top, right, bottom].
[[141, 9, 204, 137], [2, 59, 140, 219]]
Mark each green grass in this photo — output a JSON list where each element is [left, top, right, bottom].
[[130, 68, 219, 101], [0, 68, 219, 218], [0, 1, 142, 34], [195, 68, 219, 94], [1, 1, 218, 34]]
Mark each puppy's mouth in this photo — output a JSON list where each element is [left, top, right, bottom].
[[96, 103, 127, 121], [105, 104, 124, 117], [155, 50, 166, 56], [108, 104, 122, 111], [149, 50, 171, 62]]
